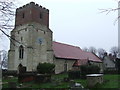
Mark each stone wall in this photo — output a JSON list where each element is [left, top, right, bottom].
[[103, 56, 115, 70], [86, 74, 103, 88], [54, 58, 76, 74]]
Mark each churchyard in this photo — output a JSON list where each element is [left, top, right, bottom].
[[1, 64, 120, 89], [2, 73, 120, 89]]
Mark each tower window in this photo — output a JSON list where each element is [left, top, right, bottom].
[[21, 37, 23, 41], [40, 12, 43, 19], [19, 45, 24, 59], [22, 13, 25, 18]]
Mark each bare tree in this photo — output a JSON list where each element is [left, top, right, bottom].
[[99, 1, 120, 24], [0, 1, 15, 68], [0, 50, 8, 69], [97, 48, 106, 59], [89, 46, 97, 54], [100, 8, 119, 15], [83, 47, 89, 52], [110, 46, 118, 58], [0, 0, 16, 44]]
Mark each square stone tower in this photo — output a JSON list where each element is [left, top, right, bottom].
[[8, 2, 53, 71]]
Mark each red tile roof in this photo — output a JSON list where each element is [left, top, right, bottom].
[[84, 51, 102, 62], [53, 41, 102, 63]]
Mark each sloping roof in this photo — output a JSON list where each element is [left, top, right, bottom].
[[73, 59, 88, 66], [53, 41, 102, 63], [84, 51, 102, 62]]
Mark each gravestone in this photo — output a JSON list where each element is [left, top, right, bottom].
[[70, 80, 85, 90], [35, 74, 51, 83], [86, 74, 103, 88], [18, 72, 35, 83]]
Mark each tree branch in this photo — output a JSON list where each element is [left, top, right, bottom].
[[99, 8, 120, 15]]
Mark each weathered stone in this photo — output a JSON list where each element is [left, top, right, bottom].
[[86, 74, 103, 88], [8, 2, 53, 72]]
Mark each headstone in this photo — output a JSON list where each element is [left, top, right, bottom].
[[35, 74, 51, 83], [70, 81, 85, 90]]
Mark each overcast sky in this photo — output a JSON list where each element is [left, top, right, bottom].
[[0, 0, 118, 52]]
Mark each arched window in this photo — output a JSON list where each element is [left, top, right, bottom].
[[19, 45, 24, 59]]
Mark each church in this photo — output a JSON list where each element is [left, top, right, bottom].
[[8, 2, 103, 74]]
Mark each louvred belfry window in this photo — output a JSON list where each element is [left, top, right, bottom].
[[40, 12, 43, 19]]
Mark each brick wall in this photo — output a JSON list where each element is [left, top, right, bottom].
[[15, 2, 49, 27]]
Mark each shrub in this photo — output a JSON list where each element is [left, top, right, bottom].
[[37, 62, 55, 74], [80, 64, 100, 79], [68, 70, 81, 79], [2, 70, 17, 77], [104, 69, 118, 74], [116, 58, 120, 74]]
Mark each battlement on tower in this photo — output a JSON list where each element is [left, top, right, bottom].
[[15, 2, 49, 27], [16, 2, 49, 13]]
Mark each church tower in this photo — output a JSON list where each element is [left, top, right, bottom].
[[8, 2, 53, 71]]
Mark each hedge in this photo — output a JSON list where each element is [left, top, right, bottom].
[[104, 69, 118, 74], [80, 65, 100, 79], [68, 70, 81, 79], [2, 69, 17, 77]]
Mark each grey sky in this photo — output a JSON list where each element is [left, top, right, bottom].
[[0, 0, 118, 52]]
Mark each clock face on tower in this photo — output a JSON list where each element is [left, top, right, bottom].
[[37, 37, 44, 44]]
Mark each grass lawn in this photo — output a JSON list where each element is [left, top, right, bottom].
[[2, 73, 120, 89], [91, 74, 120, 89], [102, 75, 120, 88]]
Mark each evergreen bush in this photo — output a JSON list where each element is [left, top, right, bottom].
[[37, 62, 55, 74]]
